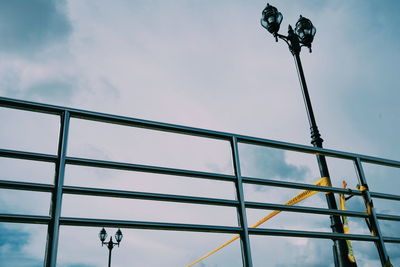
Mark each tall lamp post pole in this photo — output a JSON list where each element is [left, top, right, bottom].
[[99, 228, 123, 267], [260, 4, 356, 267]]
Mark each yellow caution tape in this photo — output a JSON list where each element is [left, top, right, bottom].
[[356, 184, 375, 234], [366, 203, 372, 216], [357, 185, 392, 266], [340, 181, 356, 263], [358, 185, 367, 191], [187, 177, 332, 267], [251, 177, 331, 228]]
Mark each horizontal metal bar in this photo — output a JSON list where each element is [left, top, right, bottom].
[[370, 191, 400, 201], [248, 228, 378, 242], [245, 202, 368, 218], [0, 97, 231, 141], [60, 217, 242, 234], [0, 180, 53, 192], [0, 213, 397, 243], [69, 110, 232, 141], [58, 217, 400, 242], [237, 136, 400, 168], [383, 237, 400, 243], [0, 148, 57, 163], [242, 176, 364, 196], [0, 213, 51, 224], [1, 97, 399, 168], [0, 97, 62, 115], [65, 157, 236, 182], [377, 214, 400, 222], [63, 186, 238, 207]]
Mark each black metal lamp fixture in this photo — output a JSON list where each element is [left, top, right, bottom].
[[99, 227, 107, 243], [295, 15, 316, 47], [98, 228, 123, 267], [261, 3, 315, 52], [115, 228, 123, 245], [261, 3, 283, 39], [260, 3, 355, 267]]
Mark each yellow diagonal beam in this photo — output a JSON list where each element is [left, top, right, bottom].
[[340, 180, 356, 263], [187, 177, 331, 267]]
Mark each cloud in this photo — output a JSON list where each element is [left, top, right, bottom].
[[0, 0, 71, 55], [0, 1, 79, 104], [251, 236, 334, 267], [239, 144, 309, 182], [3, 78, 76, 103], [0, 223, 29, 248], [0, 223, 44, 267], [0, 0, 399, 266], [24, 79, 75, 101]]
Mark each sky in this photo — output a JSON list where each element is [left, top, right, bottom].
[[0, 0, 399, 266]]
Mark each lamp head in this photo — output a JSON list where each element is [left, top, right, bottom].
[[99, 227, 107, 243], [295, 15, 316, 47], [115, 228, 123, 244], [261, 3, 283, 35]]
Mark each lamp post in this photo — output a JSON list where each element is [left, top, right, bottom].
[[261, 4, 356, 267], [99, 228, 123, 267]]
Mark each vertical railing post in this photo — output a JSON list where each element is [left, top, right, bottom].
[[354, 158, 392, 266], [45, 110, 70, 267], [230, 137, 253, 267]]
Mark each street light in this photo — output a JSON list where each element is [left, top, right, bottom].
[[261, 4, 356, 267], [98, 227, 123, 267]]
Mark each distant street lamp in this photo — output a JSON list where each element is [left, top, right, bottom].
[[99, 228, 123, 267], [261, 3, 356, 267]]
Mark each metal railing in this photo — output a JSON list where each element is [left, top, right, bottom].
[[0, 96, 399, 267]]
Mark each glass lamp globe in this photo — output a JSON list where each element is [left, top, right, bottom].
[[115, 229, 123, 244], [99, 227, 107, 242], [261, 3, 283, 35], [295, 15, 316, 46]]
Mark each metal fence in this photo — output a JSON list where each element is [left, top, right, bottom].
[[0, 96, 399, 267]]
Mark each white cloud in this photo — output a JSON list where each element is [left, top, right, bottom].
[[0, 0, 399, 266]]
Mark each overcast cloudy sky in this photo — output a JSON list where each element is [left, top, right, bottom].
[[0, 0, 399, 266]]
